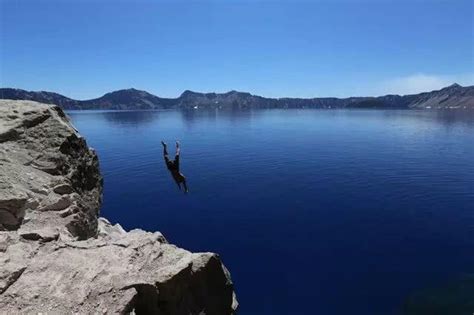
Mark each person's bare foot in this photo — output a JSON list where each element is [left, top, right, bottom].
[[161, 141, 167, 147]]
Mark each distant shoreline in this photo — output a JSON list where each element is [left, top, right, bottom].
[[1, 83, 473, 110]]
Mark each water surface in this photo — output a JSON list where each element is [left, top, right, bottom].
[[68, 109, 474, 315]]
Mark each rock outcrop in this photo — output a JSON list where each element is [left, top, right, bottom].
[[0, 100, 237, 314]]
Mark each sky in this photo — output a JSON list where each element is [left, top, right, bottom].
[[1, 0, 473, 99]]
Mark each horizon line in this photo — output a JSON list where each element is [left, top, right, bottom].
[[0, 82, 468, 102]]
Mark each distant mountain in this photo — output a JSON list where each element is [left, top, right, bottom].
[[0, 88, 175, 110], [0, 88, 79, 109], [404, 83, 474, 109], [80, 88, 176, 110], [1, 84, 473, 110]]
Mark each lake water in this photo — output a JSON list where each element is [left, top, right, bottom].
[[67, 109, 474, 315]]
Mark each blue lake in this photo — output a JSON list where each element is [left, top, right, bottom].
[[68, 109, 474, 315]]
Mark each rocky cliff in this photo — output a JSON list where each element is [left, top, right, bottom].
[[2, 83, 473, 110], [0, 100, 237, 314]]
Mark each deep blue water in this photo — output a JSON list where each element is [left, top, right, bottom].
[[68, 109, 474, 315]]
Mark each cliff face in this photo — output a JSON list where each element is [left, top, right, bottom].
[[0, 100, 237, 314], [1, 84, 473, 110]]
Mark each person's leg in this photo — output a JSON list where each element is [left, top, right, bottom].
[[161, 141, 169, 156], [174, 141, 180, 170], [174, 154, 180, 171], [162, 141, 171, 165], [182, 178, 188, 193]]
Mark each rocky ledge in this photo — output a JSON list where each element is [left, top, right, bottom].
[[0, 100, 237, 314]]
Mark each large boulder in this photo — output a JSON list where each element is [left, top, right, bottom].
[[0, 100, 237, 314]]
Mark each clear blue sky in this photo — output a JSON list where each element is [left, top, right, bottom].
[[1, 0, 473, 99]]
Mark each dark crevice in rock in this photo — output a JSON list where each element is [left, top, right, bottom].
[[0, 128, 20, 143], [20, 232, 59, 243], [122, 284, 161, 314], [1, 222, 23, 231], [54, 241, 131, 251], [59, 134, 83, 155], [0, 209, 23, 231], [21, 112, 50, 129], [53, 183, 74, 195], [65, 211, 98, 240], [0, 199, 28, 212], [0, 267, 27, 294], [20, 233, 42, 241], [52, 106, 67, 119], [0, 198, 28, 231]]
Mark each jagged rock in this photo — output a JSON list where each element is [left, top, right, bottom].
[[0, 100, 237, 314], [0, 101, 101, 238]]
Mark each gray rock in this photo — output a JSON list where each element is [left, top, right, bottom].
[[0, 101, 102, 239], [0, 100, 237, 314]]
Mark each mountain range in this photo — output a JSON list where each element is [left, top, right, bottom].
[[1, 84, 473, 110]]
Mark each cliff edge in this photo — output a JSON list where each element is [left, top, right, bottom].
[[0, 100, 237, 314]]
